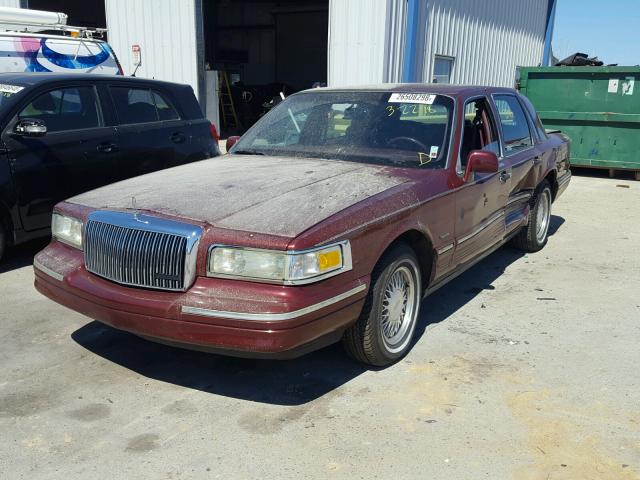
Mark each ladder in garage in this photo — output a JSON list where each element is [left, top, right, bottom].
[[218, 71, 239, 131]]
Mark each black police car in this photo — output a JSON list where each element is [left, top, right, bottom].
[[0, 73, 219, 261]]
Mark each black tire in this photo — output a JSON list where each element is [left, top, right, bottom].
[[342, 243, 422, 367], [513, 180, 552, 253]]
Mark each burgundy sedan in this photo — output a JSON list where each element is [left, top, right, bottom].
[[34, 85, 571, 366]]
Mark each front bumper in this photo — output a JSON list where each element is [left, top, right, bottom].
[[34, 242, 369, 358]]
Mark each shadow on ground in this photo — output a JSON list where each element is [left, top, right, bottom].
[[73, 216, 565, 406], [571, 166, 637, 181], [0, 238, 48, 274]]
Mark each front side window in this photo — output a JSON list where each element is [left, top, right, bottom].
[[234, 91, 455, 169], [494, 95, 533, 154], [459, 97, 499, 173], [18, 87, 100, 133], [110, 87, 180, 125]]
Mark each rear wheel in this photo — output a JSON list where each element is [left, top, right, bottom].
[[342, 244, 422, 367], [513, 180, 552, 253]]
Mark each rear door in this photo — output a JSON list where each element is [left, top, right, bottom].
[[491, 94, 538, 235], [3, 84, 119, 231], [108, 84, 191, 178]]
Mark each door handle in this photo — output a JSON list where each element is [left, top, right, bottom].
[[499, 170, 511, 183], [533, 156, 542, 165], [97, 142, 119, 153], [171, 132, 186, 144]]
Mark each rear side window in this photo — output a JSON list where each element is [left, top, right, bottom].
[[152, 91, 180, 120], [494, 95, 532, 154], [519, 94, 547, 142], [18, 87, 100, 133], [110, 87, 180, 124]]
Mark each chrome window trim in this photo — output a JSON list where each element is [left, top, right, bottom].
[[490, 92, 535, 159], [85, 210, 202, 291], [457, 210, 505, 245], [206, 240, 353, 286], [456, 94, 496, 176], [181, 283, 367, 321], [34, 258, 64, 281]]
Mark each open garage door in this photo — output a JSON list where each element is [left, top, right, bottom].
[[26, 0, 106, 30], [203, 0, 328, 135]]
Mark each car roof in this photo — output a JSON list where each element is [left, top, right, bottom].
[[305, 83, 516, 97], [0, 72, 188, 90]]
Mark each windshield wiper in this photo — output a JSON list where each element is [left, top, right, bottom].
[[232, 149, 265, 155]]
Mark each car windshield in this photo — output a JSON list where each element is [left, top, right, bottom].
[[232, 91, 455, 169], [0, 83, 26, 109]]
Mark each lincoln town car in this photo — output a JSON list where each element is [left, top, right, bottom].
[[34, 85, 571, 366]]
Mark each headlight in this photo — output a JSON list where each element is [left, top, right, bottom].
[[207, 241, 351, 284], [51, 213, 83, 249]]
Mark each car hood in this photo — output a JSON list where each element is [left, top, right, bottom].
[[69, 155, 409, 238]]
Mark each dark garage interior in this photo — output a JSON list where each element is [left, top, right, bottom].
[[26, 0, 107, 30], [203, 0, 328, 134]]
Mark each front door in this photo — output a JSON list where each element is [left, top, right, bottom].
[[4, 85, 119, 231], [453, 96, 509, 266]]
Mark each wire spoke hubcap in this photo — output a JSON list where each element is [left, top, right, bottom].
[[380, 264, 418, 352], [535, 190, 551, 243]]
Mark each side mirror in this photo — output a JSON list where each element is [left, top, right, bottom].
[[226, 135, 240, 152], [464, 150, 499, 182], [14, 118, 47, 137]]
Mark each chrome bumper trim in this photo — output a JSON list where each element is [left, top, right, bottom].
[[34, 259, 64, 282], [181, 283, 367, 321], [557, 172, 571, 188]]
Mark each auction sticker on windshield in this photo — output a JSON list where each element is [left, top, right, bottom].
[[388, 93, 436, 105], [0, 84, 24, 96]]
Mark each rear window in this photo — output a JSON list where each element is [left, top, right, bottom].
[[110, 87, 180, 124]]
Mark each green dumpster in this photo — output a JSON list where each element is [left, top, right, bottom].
[[518, 66, 640, 178]]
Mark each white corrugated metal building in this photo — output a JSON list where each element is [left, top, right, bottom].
[[4, 0, 556, 132]]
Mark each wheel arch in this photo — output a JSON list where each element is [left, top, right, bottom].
[[544, 169, 558, 201], [376, 228, 435, 292]]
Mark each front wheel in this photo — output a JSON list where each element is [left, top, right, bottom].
[[342, 244, 422, 367], [513, 181, 552, 253]]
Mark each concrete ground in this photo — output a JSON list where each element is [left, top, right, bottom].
[[0, 174, 638, 480]]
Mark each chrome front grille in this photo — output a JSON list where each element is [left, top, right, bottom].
[[84, 211, 202, 292]]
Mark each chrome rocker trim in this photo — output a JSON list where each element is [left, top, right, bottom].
[[181, 283, 367, 321], [458, 210, 505, 245]]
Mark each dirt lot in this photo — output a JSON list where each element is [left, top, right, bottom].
[[1, 174, 638, 480]]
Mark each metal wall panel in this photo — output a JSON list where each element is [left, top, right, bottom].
[[104, 0, 202, 99], [328, 0, 407, 86], [329, 0, 547, 88], [419, 0, 547, 87]]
